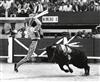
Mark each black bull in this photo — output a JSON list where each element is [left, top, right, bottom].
[[45, 44, 90, 76]]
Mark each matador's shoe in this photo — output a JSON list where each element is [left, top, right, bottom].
[[14, 63, 18, 72]]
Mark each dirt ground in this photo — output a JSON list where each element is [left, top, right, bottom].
[[0, 63, 100, 82]]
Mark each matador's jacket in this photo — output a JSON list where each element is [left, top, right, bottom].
[[27, 18, 43, 40]]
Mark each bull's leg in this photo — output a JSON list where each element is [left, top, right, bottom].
[[58, 64, 69, 73], [84, 65, 90, 76], [66, 64, 73, 73]]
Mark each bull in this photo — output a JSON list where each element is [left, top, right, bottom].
[[45, 43, 90, 76], [39, 33, 90, 76]]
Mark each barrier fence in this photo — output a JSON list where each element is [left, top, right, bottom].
[[0, 37, 100, 63]]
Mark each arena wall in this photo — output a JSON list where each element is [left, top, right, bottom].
[[0, 38, 100, 63]]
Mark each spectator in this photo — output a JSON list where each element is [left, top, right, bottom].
[[19, 0, 24, 5], [81, 30, 87, 38], [96, 4, 100, 11], [14, 22, 25, 33], [15, 30, 22, 38], [62, 32, 71, 39], [29, 0, 35, 11], [50, 0, 57, 3], [3, 23, 11, 35], [63, 2, 73, 12], [37, 1, 44, 13], [0, 0, 13, 9], [33, 2, 38, 13], [72, 1, 80, 12], [79, 0, 88, 12], [41, 0, 45, 3], [77, 31, 83, 38], [42, 1, 49, 10], [9, 3, 18, 17], [15, 1, 22, 13], [0, 0, 14, 17], [62, 0, 68, 3], [54, 34, 58, 38], [22, 1, 30, 13], [80, 0, 87, 3], [0, 5, 5, 16], [95, 24, 100, 34], [15, 27, 26, 38], [95, 0, 100, 11], [86, 32, 93, 38], [59, 2, 65, 11], [87, 1, 96, 11], [17, 9, 29, 17]]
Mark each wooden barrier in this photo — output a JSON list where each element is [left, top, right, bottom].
[[0, 38, 100, 63]]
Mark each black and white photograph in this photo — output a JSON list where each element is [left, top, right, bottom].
[[0, 0, 100, 82]]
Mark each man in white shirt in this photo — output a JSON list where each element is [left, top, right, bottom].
[[63, 2, 73, 12], [59, 3, 65, 12], [0, 0, 13, 10], [0, 0, 14, 17], [37, 1, 44, 13]]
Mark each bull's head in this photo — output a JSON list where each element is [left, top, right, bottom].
[[46, 45, 57, 62], [38, 44, 57, 62]]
